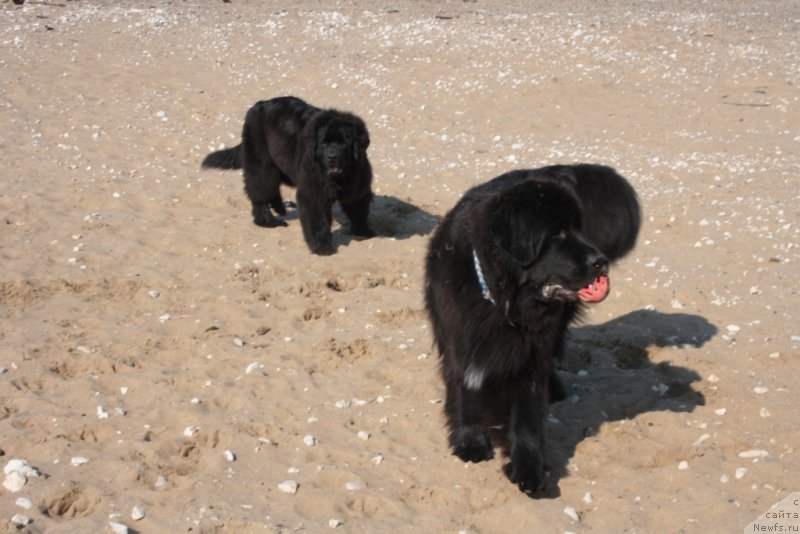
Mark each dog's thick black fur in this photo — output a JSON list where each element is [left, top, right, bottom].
[[202, 96, 374, 255], [425, 164, 640, 496]]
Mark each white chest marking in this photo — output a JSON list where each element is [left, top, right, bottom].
[[464, 363, 486, 391]]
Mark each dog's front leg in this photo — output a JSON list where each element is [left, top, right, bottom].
[[296, 191, 334, 255], [446, 380, 493, 463], [340, 193, 375, 238], [504, 380, 547, 495]]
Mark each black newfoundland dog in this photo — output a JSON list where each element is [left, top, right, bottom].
[[425, 164, 641, 496], [202, 96, 374, 255]]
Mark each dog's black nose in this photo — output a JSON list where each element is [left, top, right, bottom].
[[589, 253, 609, 273]]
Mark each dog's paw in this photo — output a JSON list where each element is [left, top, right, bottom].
[[450, 425, 493, 463], [350, 226, 376, 239], [548, 371, 568, 403], [504, 450, 546, 496], [254, 218, 288, 228], [311, 243, 335, 256], [271, 200, 288, 216], [252, 209, 287, 228]]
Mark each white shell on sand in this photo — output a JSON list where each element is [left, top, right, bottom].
[[4, 459, 29, 475], [278, 480, 299, 494], [344, 481, 363, 490], [11, 515, 30, 527], [4, 459, 38, 478], [245, 362, 263, 374], [303, 435, 316, 447], [70, 456, 90, 466], [329, 519, 343, 528], [3, 471, 27, 492], [738, 449, 769, 458], [564, 506, 580, 522], [131, 506, 145, 520], [16, 497, 32, 509], [109, 521, 129, 534], [223, 449, 236, 462]]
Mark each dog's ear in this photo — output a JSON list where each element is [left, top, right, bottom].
[[551, 166, 578, 188], [487, 182, 581, 266], [570, 165, 641, 261], [488, 204, 545, 266], [353, 125, 370, 160], [303, 119, 323, 156]]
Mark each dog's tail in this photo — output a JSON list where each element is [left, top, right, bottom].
[[202, 145, 243, 170]]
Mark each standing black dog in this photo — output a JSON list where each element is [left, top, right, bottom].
[[425, 164, 640, 496], [202, 96, 374, 255]]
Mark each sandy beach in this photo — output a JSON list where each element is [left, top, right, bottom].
[[1, 0, 798, 532]]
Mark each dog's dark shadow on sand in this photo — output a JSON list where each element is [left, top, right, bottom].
[[540, 309, 717, 498], [335, 194, 440, 245], [273, 195, 439, 250]]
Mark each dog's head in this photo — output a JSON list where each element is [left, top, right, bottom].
[[308, 111, 370, 177], [478, 180, 610, 307]]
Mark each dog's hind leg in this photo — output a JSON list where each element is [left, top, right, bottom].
[[242, 161, 286, 227], [241, 111, 286, 228], [267, 170, 292, 216], [548, 371, 568, 403]]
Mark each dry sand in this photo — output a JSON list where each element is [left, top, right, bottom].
[[1, 0, 798, 532]]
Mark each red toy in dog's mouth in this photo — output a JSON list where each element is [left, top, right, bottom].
[[577, 274, 609, 303]]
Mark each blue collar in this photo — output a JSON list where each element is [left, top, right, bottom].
[[472, 248, 496, 305]]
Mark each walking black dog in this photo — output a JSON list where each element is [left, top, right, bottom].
[[202, 96, 374, 255], [425, 164, 640, 495]]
